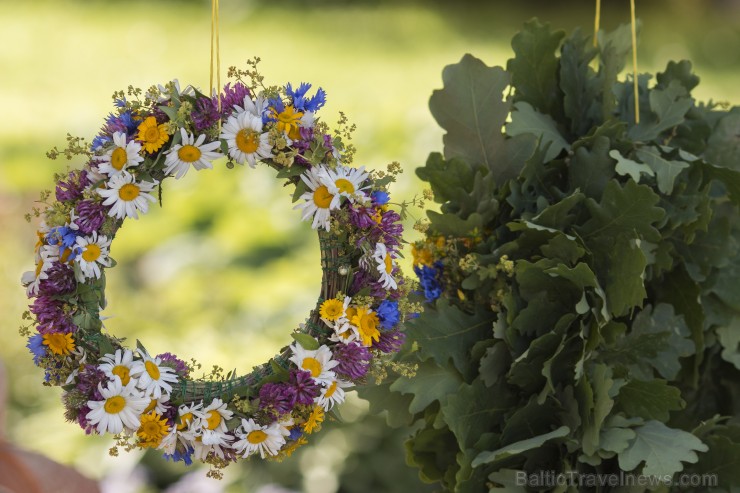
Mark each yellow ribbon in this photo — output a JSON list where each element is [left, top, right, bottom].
[[593, 0, 601, 47], [630, 0, 639, 124], [210, 0, 221, 117]]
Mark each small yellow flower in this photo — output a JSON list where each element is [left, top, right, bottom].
[[350, 307, 380, 347], [411, 243, 433, 267], [302, 406, 324, 434], [271, 105, 303, 139], [42, 332, 75, 356], [136, 116, 169, 153], [319, 298, 344, 321], [137, 412, 169, 448]]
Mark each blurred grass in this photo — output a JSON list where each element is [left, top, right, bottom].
[[0, 0, 738, 492]]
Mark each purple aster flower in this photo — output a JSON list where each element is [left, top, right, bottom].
[[74, 199, 107, 235], [38, 262, 76, 296], [350, 269, 389, 298], [27, 334, 47, 365], [55, 169, 89, 202], [30, 296, 75, 334], [376, 300, 400, 330], [76, 364, 107, 401], [259, 382, 298, 415], [156, 352, 190, 379], [289, 369, 320, 406], [333, 342, 371, 381], [375, 330, 406, 354]]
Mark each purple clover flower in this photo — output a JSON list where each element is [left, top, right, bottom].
[[349, 205, 376, 230], [156, 352, 190, 379], [30, 296, 75, 334], [74, 200, 107, 235], [38, 262, 76, 296], [259, 382, 297, 415], [76, 364, 107, 401], [289, 369, 320, 406], [55, 170, 90, 202], [333, 342, 371, 381], [375, 330, 406, 353]]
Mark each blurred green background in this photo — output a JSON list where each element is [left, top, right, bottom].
[[1, 0, 738, 491]]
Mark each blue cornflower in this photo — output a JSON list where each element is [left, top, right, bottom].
[[414, 262, 444, 303], [91, 134, 110, 151], [285, 82, 326, 112], [164, 446, 194, 466], [46, 226, 80, 259], [371, 190, 390, 206], [27, 334, 47, 364], [289, 427, 303, 441], [113, 97, 127, 108], [376, 300, 400, 329]]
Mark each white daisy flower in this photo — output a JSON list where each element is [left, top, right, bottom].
[[74, 232, 112, 280], [142, 393, 171, 416], [99, 349, 137, 387], [315, 379, 351, 411], [164, 128, 223, 179], [322, 165, 370, 206], [191, 436, 231, 462], [236, 94, 268, 118], [294, 165, 338, 231], [233, 418, 285, 459], [98, 173, 158, 220], [130, 353, 179, 399], [196, 398, 234, 434], [288, 343, 338, 385], [96, 132, 144, 177], [372, 242, 398, 290], [21, 245, 57, 296], [220, 111, 272, 168], [157, 79, 194, 102], [329, 323, 361, 345], [86, 379, 149, 435]]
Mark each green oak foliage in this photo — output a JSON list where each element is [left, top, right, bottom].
[[357, 19, 740, 492]]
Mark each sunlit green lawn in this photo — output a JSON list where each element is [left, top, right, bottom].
[[0, 1, 737, 491]]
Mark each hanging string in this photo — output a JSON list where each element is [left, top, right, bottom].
[[210, 0, 222, 123], [630, 0, 640, 124], [593, 0, 601, 47]]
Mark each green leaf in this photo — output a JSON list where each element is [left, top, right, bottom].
[[581, 363, 619, 456], [599, 416, 639, 454], [487, 470, 529, 492], [630, 304, 696, 380], [705, 110, 740, 171], [416, 153, 474, 205], [568, 136, 616, 200], [610, 149, 654, 183], [699, 159, 740, 205], [596, 23, 634, 120], [616, 379, 685, 421], [716, 317, 740, 370], [507, 18, 565, 116], [405, 299, 495, 378], [656, 60, 700, 93], [628, 80, 693, 142], [472, 426, 570, 467], [691, 435, 740, 489], [390, 360, 463, 414], [506, 101, 570, 162], [291, 333, 319, 350], [634, 146, 690, 194], [405, 424, 460, 485], [530, 190, 584, 230], [559, 27, 600, 135], [429, 54, 536, 183], [618, 420, 708, 477], [579, 178, 665, 242], [479, 342, 510, 387], [355, 379, 417, 428], [603, 237, 648, 318], [442, 379, 517, 451]]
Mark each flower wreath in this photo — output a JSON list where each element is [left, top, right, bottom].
[[21, 62, 418, 474]]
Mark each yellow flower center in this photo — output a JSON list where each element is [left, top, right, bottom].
[[111, 147, 128, 171], [82, 244, 101, 263], [42, 332, 75, 356], [247, 430, 268, 444], [313, 185, 334, 209], [320, 299, 344, 321], [178, 144, 202, 163], [236, 129, 259, 154], [145, 127, 160, 142], [335, 178, 355, 194], [324, 381, 338, 398], [144, 360, 161, 380], [137, 413, 168, 447], [112, 365, 131, 385], [205, 410, 222, 430], [118, 183, 141, 201], [104, 395, 126, 414], [301, 357, 322, 378], [384, 253, 393, 274], [177, 412, 193, 431]]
